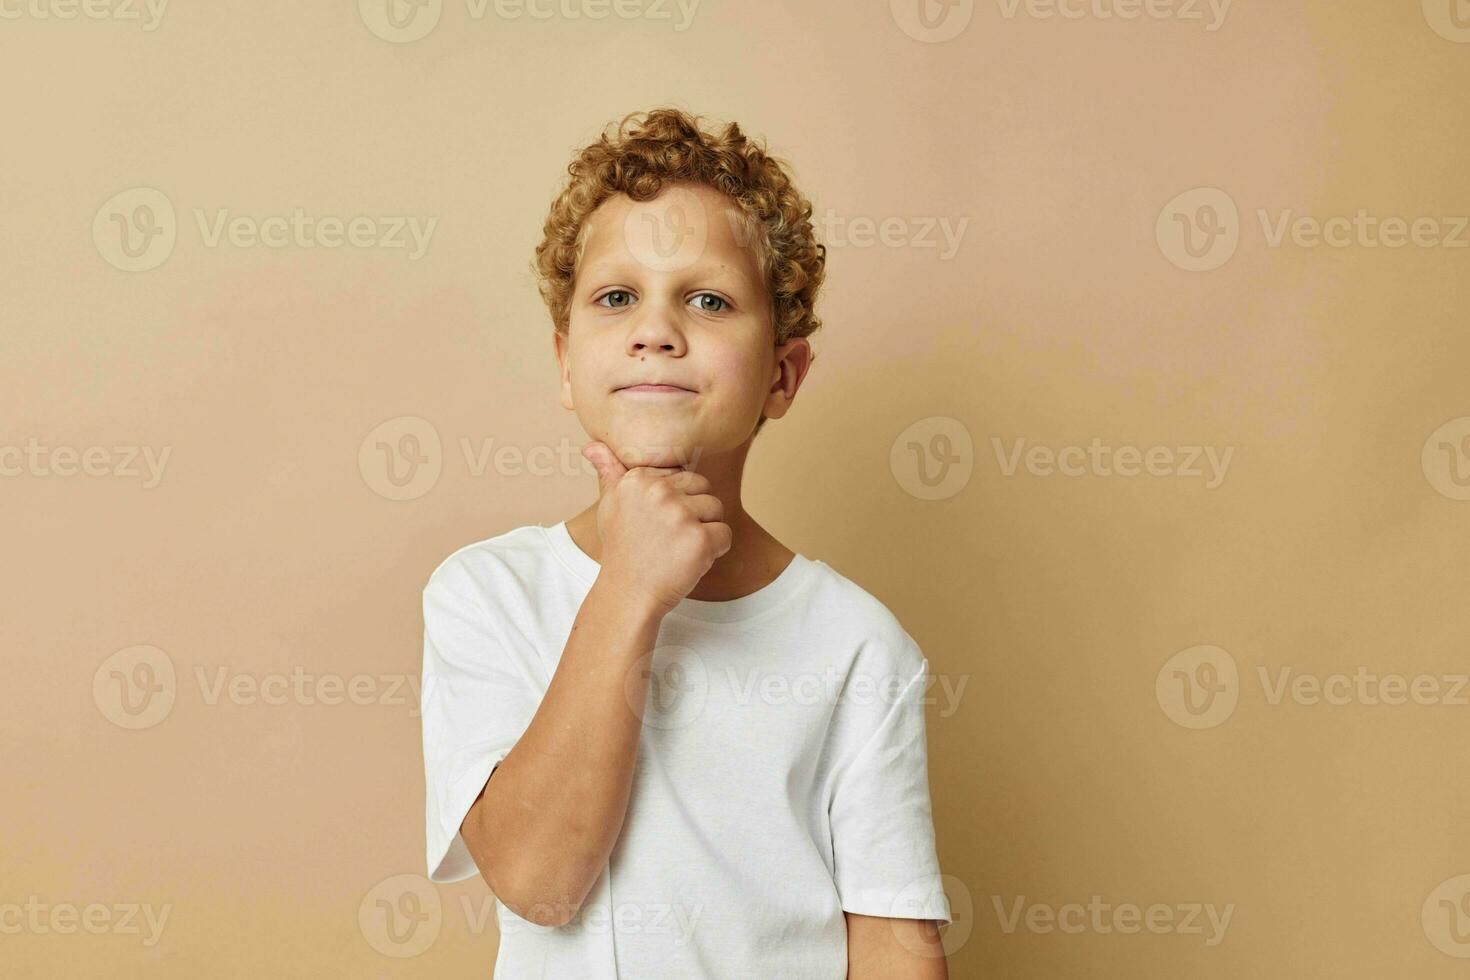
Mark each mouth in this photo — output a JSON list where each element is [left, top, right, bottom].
[[615, 384, 696, 395]]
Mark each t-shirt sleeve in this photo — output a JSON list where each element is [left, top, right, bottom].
[[827, 641, 952, 925], [420, 565, 543, 885]]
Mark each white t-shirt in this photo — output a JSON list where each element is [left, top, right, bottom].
[[420, 520, 951, 978]]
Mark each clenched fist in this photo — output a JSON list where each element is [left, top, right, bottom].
[[581, 442, 733, 615]]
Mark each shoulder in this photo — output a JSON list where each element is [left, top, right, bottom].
[[802, 558, 927, 680], [423, 522, 551, 601]]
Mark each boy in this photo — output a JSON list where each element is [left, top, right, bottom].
[[420, 107, 951, 978]]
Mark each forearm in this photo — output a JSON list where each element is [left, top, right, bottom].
[[845, 914, 949, 979], [462, 571, 665, 926]]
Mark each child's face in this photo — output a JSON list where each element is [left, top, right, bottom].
[[555, 181, 804, 470]]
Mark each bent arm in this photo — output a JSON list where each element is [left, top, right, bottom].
[[460, 573, 665, 927]]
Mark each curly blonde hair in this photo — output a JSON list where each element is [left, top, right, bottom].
[[533, 107, 826, 410]]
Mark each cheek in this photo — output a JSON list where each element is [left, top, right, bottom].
[[565, 335, 610, 395], [708, 348, 770, 407]]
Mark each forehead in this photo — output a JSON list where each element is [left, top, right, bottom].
[[577, 182, 764, 287]]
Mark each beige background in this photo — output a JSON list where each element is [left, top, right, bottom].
[[4, 0, 1470, 976]]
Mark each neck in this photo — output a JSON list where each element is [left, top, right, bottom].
[[565, 443, 794, 600]]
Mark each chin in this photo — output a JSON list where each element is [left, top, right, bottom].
[[625, 444, 702, 469], [603, 428, 704, 469]]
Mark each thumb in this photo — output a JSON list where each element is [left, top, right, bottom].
[[581, 441, 628, 492]]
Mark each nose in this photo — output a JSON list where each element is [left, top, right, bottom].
[[625, 298, 687, 357]]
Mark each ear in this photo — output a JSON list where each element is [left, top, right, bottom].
[[553, 329, 575, 411], [762, 337, 812, 422]]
